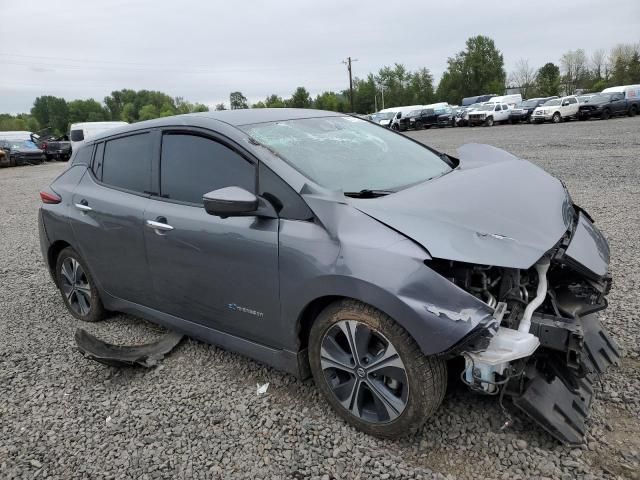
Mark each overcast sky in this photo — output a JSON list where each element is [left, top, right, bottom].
[[1, 0, 638, 113]]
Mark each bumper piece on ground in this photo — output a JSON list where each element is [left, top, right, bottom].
[[511, 314, 620, 445], [75, 329, 184, 368]]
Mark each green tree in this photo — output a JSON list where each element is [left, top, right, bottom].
[[31, 96, 69, 135], [67, 99, 109, 123], [121, 102, 137, 123], [436, 36, 506, 104], [264, 94, 286, 108], [138, 104, 160, 121], [289, 87, 312, 108], [215, 103, 227, 111], [314, 91, 340, 111], [251, 101, 267, 108], [536, 63, 561, 97], [628, 52, 640, 83], [230, 92, 248, 110]]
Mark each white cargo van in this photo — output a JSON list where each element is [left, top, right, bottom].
[[388, 105, 425, 130], [69, 121, 129, 148], [487, 94, 522, 107]]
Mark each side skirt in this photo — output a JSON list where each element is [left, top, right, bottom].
[[102, 292, 310, 379]]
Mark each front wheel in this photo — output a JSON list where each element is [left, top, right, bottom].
[[552, 112, 561, 123], [415, 121, 422, 130], [55, 247, 106, 322], [601, 109, 610, 120], [484, 117, 494, 127], [309, 300, 447, 438]]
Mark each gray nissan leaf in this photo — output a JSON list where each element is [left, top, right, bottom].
[[38, 109, 619, 444]]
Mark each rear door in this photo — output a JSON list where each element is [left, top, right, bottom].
[[143, 129, 281, 346], [70, 132, 154, 306], [611, 93, 626, 114]]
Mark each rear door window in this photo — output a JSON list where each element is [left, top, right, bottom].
[[101, 133, 152, 193], [91, 142, 105, 179], [72, 145, 93, 166], [160, 133, 255, 205]]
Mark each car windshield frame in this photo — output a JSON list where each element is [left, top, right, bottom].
[[241, 116, 453, 194]]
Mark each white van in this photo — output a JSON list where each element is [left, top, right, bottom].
[[0, 131, 35, 141], [602, 84, 640, 99], [488, 94, 522, 107], [69, 121, 129, 148], [388, 105, 426, 130]]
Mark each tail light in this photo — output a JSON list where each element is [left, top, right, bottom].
[[40, 190, 61, 204]]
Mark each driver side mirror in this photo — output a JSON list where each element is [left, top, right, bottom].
[[562, 101, 570, 106], [203, 186, 259, 218]]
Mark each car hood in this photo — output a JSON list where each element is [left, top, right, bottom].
[[349, 144, 574, 269]]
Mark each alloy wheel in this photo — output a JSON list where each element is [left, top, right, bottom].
[[60, 257, 92, 316], [320, 320, 409, 423]]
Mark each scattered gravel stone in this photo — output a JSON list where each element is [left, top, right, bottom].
[[1, 118, 639, 479]]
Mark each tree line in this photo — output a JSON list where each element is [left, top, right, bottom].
[[2, 36, 639, 135]]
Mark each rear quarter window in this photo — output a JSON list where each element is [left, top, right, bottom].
[[71, 145, 93, 165]]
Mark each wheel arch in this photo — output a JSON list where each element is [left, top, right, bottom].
[[48, 240, 72, 285]]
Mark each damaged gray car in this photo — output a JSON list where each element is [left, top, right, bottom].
[[38, 109, 619, 445]]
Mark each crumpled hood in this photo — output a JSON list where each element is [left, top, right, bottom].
[[349, 143, 574, 269]]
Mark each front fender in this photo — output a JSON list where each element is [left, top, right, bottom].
[[278, 201, 495, 356]]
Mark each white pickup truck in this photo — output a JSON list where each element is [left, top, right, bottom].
[[531, 96, 580, 123], [467, 102, 511, 126]]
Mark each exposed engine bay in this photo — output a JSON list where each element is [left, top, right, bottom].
[[430, 240, 620, 445]]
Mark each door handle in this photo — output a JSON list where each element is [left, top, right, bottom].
[[74, 202, 92, 212], [146, 219, 174, 233]]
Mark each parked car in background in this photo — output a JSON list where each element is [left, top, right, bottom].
[[461, 94, 496, 106], [406, 108, 438, 129], [437, 107, 460, 127], [456, 103, 483, 126], [69, 121, 128, 149], [34, 130, 72, 161], [38, 109, 619, 445], [578, 92, 630, 120], [531, 96, 580, 123], [370, 110, 396, 128], [0, 131, 34, 141], [487, 94, 522, 106], [602, 84, 640, 116], [468, 102, 511, 126], [509, 97, 557, 123], [0, 144, 9, 167], [0, 139, 45, 165], [389, 105, 425, 131]]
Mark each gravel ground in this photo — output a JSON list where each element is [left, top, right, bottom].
[[1, 117, 639, 479]]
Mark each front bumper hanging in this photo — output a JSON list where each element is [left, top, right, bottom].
[[510, 313, 620, 445]]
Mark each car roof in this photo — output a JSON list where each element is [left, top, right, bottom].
[[87, 109, 345, 142]]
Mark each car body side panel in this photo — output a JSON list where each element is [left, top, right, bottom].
[[279, 198, 495, 356]]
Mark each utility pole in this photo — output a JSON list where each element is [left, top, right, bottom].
[[342, 57, 358, 112]]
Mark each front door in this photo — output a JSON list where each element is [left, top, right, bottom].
[[143, 130, 281, 347]]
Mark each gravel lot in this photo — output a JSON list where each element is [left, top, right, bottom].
[[1, 117, 639, 479]]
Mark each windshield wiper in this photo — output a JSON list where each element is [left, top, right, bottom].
[[344, 189, 394, 198]]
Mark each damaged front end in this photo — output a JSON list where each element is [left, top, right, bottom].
[[430, 212, 620, 445]]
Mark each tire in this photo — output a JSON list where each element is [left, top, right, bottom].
[[415, 121, 422, 130], [55, 247, 106, 322], [601, 109, 610, 120], [629, 105, 637, 117], [552, 112, 561, 124], [308, 299, 447, 439], [484, 116, 494, 127], [391, 124, 399, 131], [425, 125, 432, 129]]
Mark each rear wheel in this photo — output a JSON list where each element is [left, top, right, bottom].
[[55, 247, 106, 322], [309, 300, 447, 438], [552, 112, 561, 123], [629, 105, 637, 117]]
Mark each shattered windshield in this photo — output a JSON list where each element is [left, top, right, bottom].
[[242, 116, 452, 193]]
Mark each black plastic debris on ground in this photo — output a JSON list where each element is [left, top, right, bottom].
[[75, 329, 184, 368]]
